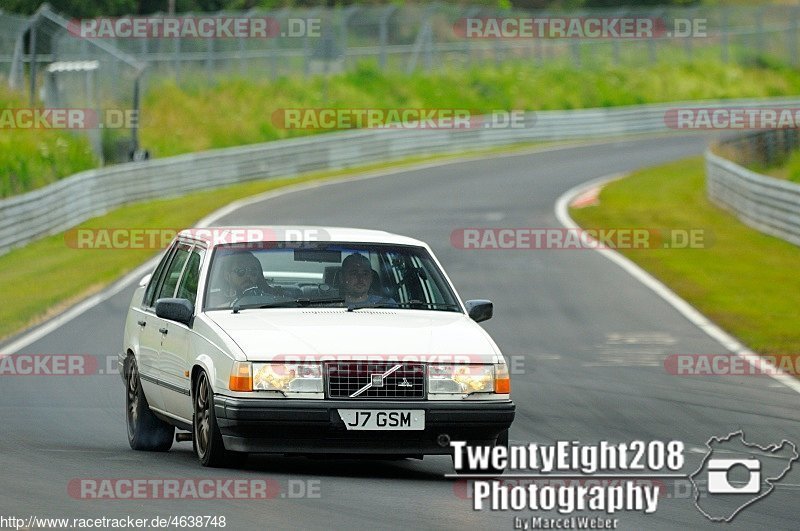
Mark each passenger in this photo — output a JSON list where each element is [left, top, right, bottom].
[[340, 253, 396, 306]]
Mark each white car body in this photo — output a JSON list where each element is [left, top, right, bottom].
[[120, 226, 514, 466]]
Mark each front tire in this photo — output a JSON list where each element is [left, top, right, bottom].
[[126, 356, 174, 451], [193, 371, 243, 467]]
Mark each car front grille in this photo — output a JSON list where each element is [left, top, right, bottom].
[[325, 362, 425, 399]]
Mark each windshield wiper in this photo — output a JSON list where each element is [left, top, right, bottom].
[[233, 297, 347, 313], [252, 297, 347, 309], [349, 301, 461, 311]]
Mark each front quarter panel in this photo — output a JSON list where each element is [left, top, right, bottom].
[[189, 314, 244, 397]]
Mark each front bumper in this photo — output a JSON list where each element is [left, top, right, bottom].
[[214, 396, 515, 455]]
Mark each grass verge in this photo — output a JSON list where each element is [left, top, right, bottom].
[[0, 85, 97, 198], [0, 140, 551, 344], [7, 57, 800, 196], [570, 156, 800, 356], [141, 61, 800, 157]]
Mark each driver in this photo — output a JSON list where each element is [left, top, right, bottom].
[[341, 253, 396, 306], [213, 251, 283, 307]]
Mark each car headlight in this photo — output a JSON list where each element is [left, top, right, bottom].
[[253, 362, 323, 393], [428, 363, 509, 394]]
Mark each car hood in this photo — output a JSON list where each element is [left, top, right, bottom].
[[206, 308, 499, 362]]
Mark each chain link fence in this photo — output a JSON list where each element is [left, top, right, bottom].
[[2, 6, 145, 164], [2, 4, 800, 163], [4, 5, 800, 86]]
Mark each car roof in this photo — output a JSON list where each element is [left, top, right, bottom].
[[177, 226, 427, 248]]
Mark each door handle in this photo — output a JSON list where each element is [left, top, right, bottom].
[[158, 327, 168, 335], [137, 320, 146, 327]]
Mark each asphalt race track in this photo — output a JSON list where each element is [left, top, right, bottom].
[[1, 136, 798, 530]]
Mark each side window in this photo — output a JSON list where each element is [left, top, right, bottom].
[[142, 244, 177, 308], [155, 244, 191, 301], [176, 248, 204, 306]]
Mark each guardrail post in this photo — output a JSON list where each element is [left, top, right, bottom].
[[238, 36, 246, 76], [765, 130, 775, 166], [755, 7, 764, 59], [647, 10, 661, 64], [303, 8, 321, 77], [173, 34, 181, 82], [28, 17, 37, 106], [140, 34, 148, 59], [788, 6, 799, 67], [378, 5, 396, 71], [8, 16, 29, 90], [720, 7, 729, 63], [570, 22, 580, 68], [339, 5, 357, 71], [205, 37, 214, 80]]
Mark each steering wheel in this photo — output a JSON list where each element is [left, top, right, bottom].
[[231, 285, 265, 308]]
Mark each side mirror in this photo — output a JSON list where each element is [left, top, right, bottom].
[[155, 298, 194, 326], [465, 300, 493, 323], [139, 273, 152, 287]]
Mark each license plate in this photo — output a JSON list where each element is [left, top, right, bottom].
[[338, 409, 425, 431]]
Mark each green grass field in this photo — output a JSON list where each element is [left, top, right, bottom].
[[570, 156, 800, 356], [0, 86, 97, 198], [140, 61, 800, 157], [6, 57, 800, 196]]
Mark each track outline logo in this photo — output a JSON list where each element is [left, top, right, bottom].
[[689, 430, 798, 522]]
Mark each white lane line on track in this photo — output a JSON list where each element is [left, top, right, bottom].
[[554, 174, 800, 396], [1, 137, 647, 355]]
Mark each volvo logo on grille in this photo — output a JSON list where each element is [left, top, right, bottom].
[[350, 364, 403, 398], [398, 377, 412, 388]]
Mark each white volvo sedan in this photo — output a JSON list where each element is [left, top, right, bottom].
[[120, 227, 514, 468]]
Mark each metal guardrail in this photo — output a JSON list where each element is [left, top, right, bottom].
[[706, 144, 800, 247], [3, 97, 800, 255]]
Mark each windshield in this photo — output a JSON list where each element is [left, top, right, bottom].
[[203, 242, 461, 313]]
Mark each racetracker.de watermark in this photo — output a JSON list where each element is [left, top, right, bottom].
[[664, 354, 800, 376], [64, 227, 330, 250], [271, 109, 529, 130], [67, 16, 320, 39], [264, 353, 526, 375], [68, 478, 321, 500], [665, 107, 800, 130], [450, 228, 709, 250], [453, 17, 707, 39], [0, 354, 129, 376], [0, 109, 137, 129]]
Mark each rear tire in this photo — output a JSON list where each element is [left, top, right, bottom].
[[193, 371, 244, 467], [125, 356, 174, 452]]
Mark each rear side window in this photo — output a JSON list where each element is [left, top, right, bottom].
[[154, 244, 192, 302], [176, 248, 204, 305], [143, 244, 176, 308]]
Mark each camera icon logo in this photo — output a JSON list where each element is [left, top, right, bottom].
[[690, 431, 798, 522], [707, 458, 761, 494]]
